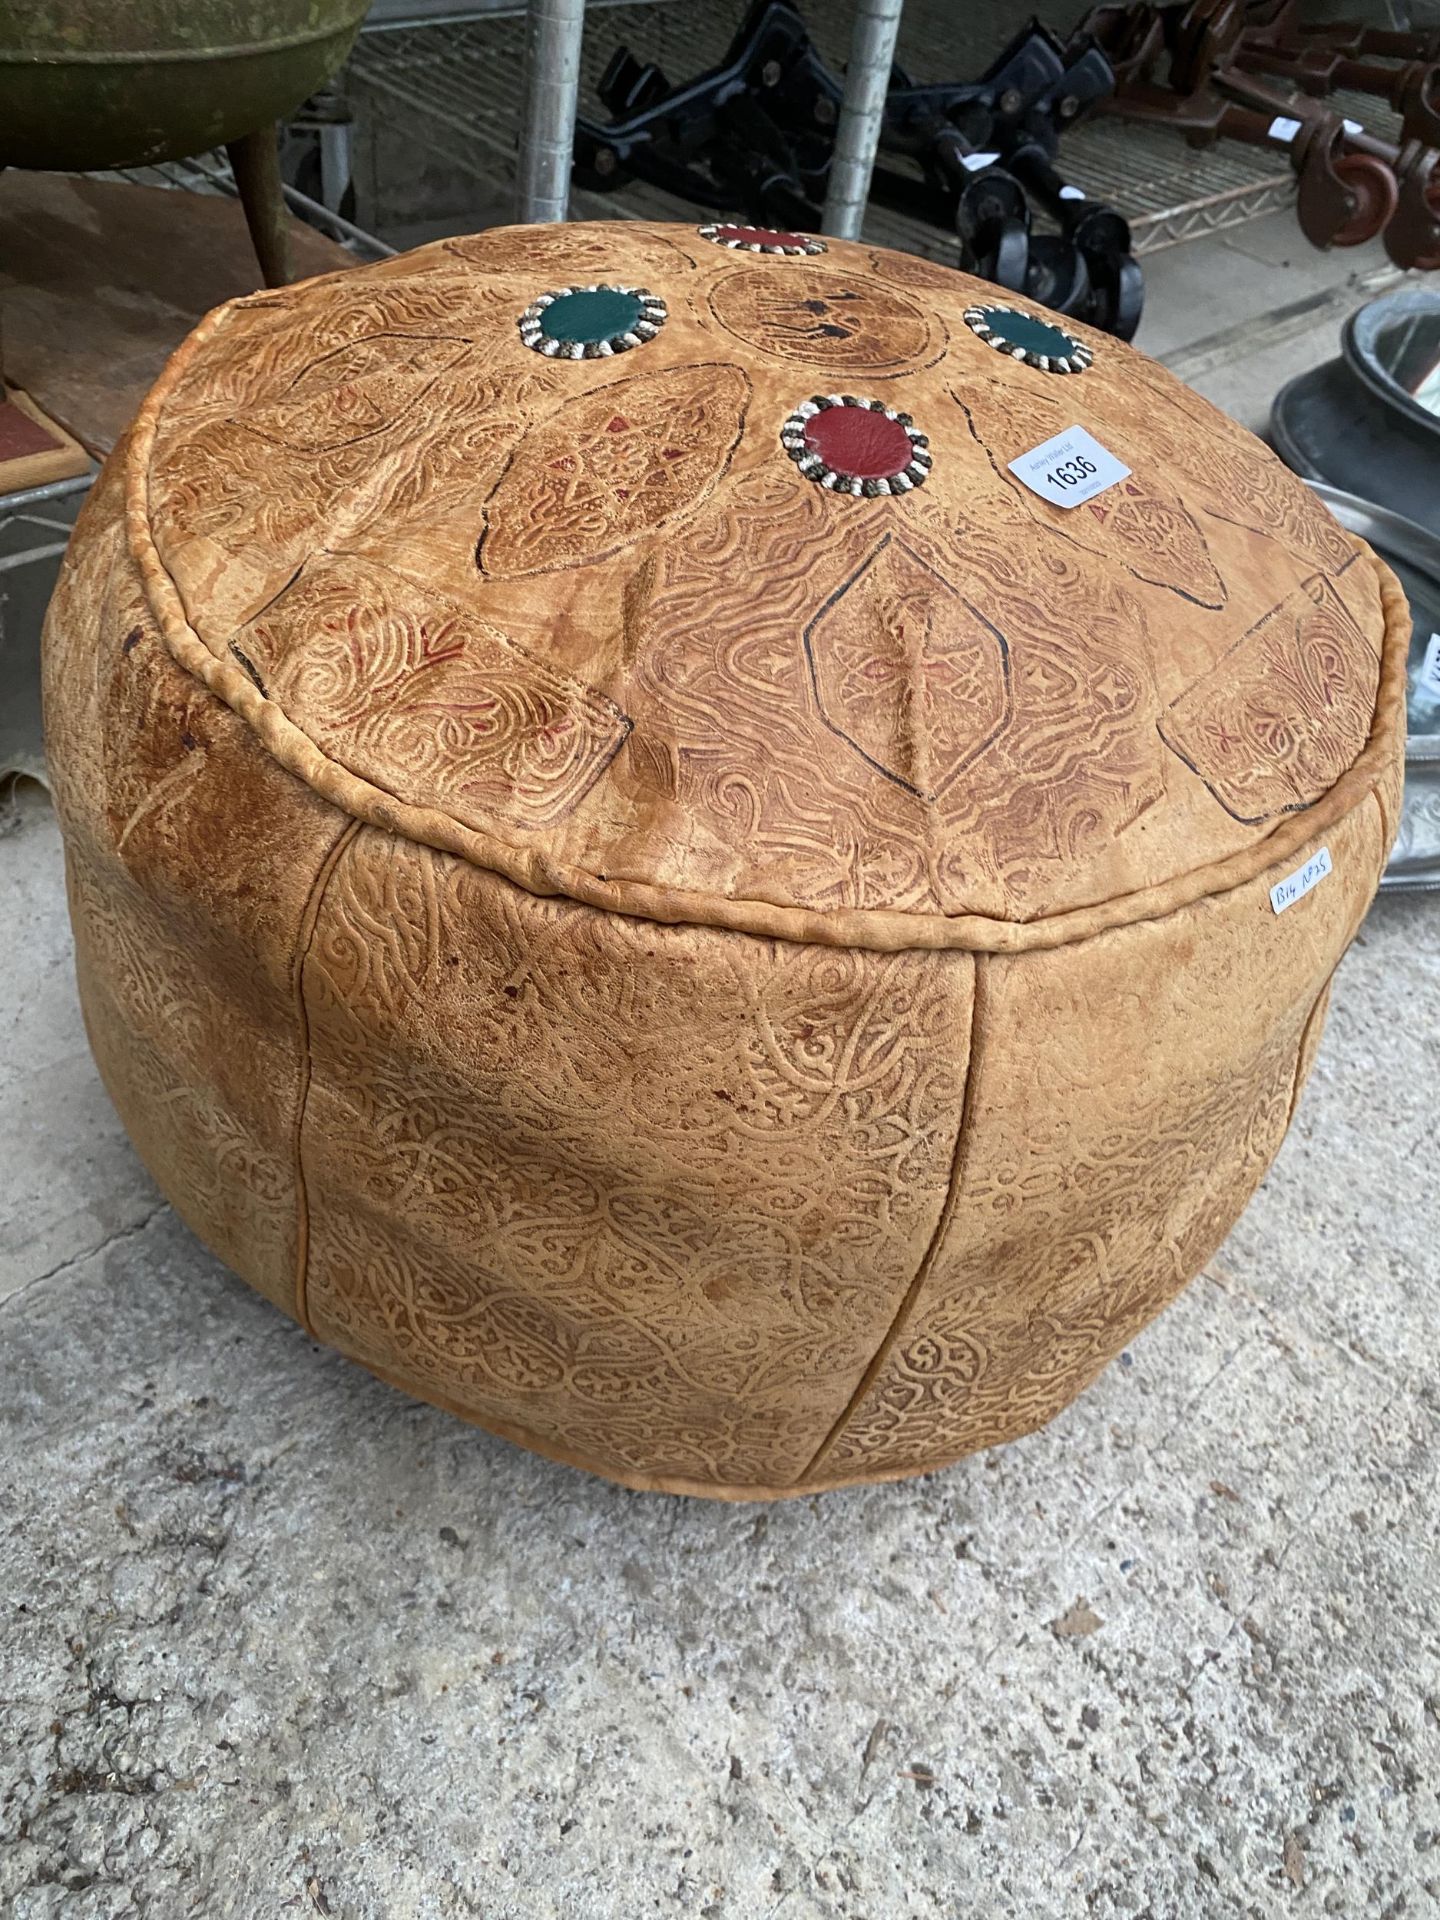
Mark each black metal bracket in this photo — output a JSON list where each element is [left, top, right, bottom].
[[574, 2, 1144, 339]]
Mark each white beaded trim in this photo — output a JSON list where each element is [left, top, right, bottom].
[[779, 395, 932, 497], [517, 285, 669, 358], [962, 302, 1093, 374], [698, 223, 827, 257]]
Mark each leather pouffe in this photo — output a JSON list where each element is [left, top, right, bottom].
[[43, 221, 1407, 1498]]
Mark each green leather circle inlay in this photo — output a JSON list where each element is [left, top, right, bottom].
[[519, 283, 667, 360], [963, 302, 1092, 374], [539, 287, 645, 345], [975, 308, 1074, 358]]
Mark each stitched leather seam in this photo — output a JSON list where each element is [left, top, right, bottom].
[[796, 952, 986, 1482], [291, 818, 362, 1334]]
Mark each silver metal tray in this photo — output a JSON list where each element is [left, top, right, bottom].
[[1384, 762, 1440, 894], [1308, 484, 1440, 764], [1307, 482, 1440, 892]]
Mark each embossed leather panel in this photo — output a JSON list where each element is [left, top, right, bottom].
[[132, 222, 1397, 938]]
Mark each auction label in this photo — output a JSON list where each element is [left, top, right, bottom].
[[1008, 424, 1130, 509], [1270, 846, 1332, 915]]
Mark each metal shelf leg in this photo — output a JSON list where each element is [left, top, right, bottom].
[[515, 0, 586, 224], [822, 0, 907, 240]]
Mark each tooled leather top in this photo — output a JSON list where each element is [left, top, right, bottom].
[[125, 220, 1407, 952]]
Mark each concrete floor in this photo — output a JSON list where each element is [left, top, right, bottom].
[[3, 209, 1439, 1919]]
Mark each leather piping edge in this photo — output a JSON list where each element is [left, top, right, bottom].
[[125, 299, 1413, 959]]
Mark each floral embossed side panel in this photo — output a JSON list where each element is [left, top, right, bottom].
[[241, 559, 632, 835], [805, 534, 1011, 798], [298, 831, 975, 1488], [866, 248, 972, 294], [815, 799, 1382, 1480], [147, 289, 541, 640], [950, 384, 1226, 611], [476, 364, 750, 578], [1169, 430, 1353, 576], [1105, 358, 1355, 577], [1159, 573, 1380, 823], [443, 223, 699, 281], [69, 845, 301, 1311], [622, 474, 1165, 920], [707, 266, 939, 372], [1074, 479, 1226, 610], [241, 333, 470, 452], [42, 474, 346, 1312]]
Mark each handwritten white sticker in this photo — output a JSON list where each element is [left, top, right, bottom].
[[1059, 184, 1086, 201], [960, 151, 1001, 171], [1269, 115, 1302, 143], [1417, 631, 1440, 698], [1270, 846, 1333, 914], [1008, 424, 1131, 509]]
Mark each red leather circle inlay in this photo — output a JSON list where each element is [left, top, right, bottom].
[[803, 407, 914, 480], [716, 224, 809, 249]]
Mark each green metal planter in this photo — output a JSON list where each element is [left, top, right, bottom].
[[0, 0, 369, 282]]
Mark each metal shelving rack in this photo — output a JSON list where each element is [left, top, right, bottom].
[[346, 0, 1401, 255], [0, 477, 94, 783], [98, 152, 396, 261], [0, 158, 393, 785]]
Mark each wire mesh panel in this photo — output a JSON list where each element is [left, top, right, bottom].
[[98, 153, 395, 258], [349, 0, 1310, 256]]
